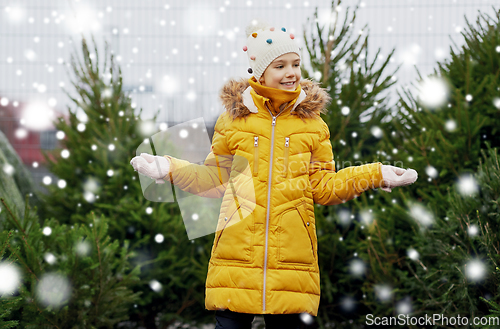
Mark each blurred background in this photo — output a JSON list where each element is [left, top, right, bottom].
[[0, 0, 498, 189]]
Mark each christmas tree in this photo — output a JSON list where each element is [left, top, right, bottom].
[[376, 9, 500, 322], [0, 195, 141, 328], [303, 0, 405, 326], [37, 38, 215, 328], [380, 8, 500, 215], [0, 229, 22, 329], [303, 1, 500, 327], [408, 147, 500, 323]]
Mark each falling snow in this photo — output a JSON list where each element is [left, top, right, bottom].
[[36, 273, 71, 307], [299, 313, 314, 325], [370, 126, 383, 138], [396, 297, 413, 314], [341, 296, 356, 312], [43, 175, 52, 185], [425, 165, 438, 179], [337, 209, 351, 226], [468, 224, 479, 237], [149, 279, 162, 292], [445, 119, 457, 132], [407, 248, 419, 260], [0, 263, 20, 295], [374, 284, 393, 302], [457, 175, 479, 196], [465, 259, 486, 281], [75, 241, 91, 256], [493, 97, 500, 109], [155, 234, 164, 243], [417, 77, 448, 108], [409, 203, 434, 227], [44, 252, 57, 265], [359, 210, 373, 225], [349, 259, 366, 277]]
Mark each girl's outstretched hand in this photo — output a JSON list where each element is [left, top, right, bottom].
[[130, 153, 171, 184], [380, 165, 418, 192]]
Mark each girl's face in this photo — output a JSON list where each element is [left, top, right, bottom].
[[259, 52, 301, 91]]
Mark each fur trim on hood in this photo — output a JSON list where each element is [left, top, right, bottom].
[[219, 78, 331, 120]]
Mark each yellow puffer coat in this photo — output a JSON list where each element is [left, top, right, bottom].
[[164, 78, 385, 316]]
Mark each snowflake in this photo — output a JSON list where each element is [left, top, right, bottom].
[[0, 263, 20, 294]]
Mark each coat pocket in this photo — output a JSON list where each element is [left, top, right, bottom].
[[213, 205, 253, 262], [278, 201, 315, 265]]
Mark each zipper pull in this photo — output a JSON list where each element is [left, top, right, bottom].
[[272, 116, 276, 126], [283, 137, 290, 177], [253, 136, 259, 176]]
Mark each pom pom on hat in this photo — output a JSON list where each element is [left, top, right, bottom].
[[245, 19, 270, 37], [243, 19, 301, 80]]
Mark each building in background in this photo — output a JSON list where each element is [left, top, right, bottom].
[[0, 97, 61, 189]]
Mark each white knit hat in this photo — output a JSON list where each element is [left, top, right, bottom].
[[243, 20, 301, 80]]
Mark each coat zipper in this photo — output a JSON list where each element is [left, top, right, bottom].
[[253, 136, 259, 176], [262, 105, 283, 312], [283, 137, 290, 177]]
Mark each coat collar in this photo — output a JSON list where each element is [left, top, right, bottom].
[[242, 86, 307, 114], [219, 78, 331, 120]]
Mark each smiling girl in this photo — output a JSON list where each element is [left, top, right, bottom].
[[130, 20, 417, 329]]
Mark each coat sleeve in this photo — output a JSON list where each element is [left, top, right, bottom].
[[309, 120, 385, 205], [162, 113, 232, 198]]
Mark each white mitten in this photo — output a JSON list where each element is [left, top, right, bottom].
[[380, 165, 418, 192], [130, 153, 171, 184]]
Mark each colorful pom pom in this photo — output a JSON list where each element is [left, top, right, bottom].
[[248, 68, 253, 74], [250, 55, 256, 60], [270, 27, 275, 31], [281, 27, 286, 32], [242, 46, 248, 51], [252, 32, 258, 38], [290, 33, 295, 39], [266, 39, 272, 44]]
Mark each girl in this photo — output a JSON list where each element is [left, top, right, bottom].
[[131, 20, 417, 329]]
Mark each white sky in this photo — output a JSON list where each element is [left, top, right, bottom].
[[0, 0, 498, 128]]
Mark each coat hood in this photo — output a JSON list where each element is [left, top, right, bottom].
[[220, 78, 331, 120]]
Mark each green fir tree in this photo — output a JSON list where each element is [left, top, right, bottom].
[[355, 7, 500, 327], [406, 147, 500, 325], [0, 196, 141, 328], [0, 232, 22, 329], [37, 37, 215, 328], [303, 1, 406, 326]]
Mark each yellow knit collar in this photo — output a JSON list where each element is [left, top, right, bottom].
[[248, 77, 301, 115]]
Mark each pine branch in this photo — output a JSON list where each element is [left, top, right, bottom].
[[0, 198, 26, 236]]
